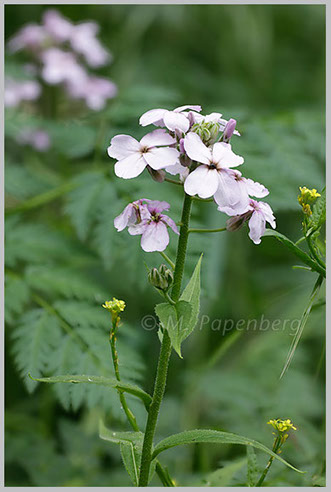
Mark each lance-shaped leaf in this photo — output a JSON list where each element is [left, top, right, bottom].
[[246, 445, 259, 486], [263, 229, 325, 277], [151, 429, 304, 474], [155, 301, 192, 357], [29, 374, 152, 409], [179, 253, 203, 334], [310, 188, 326, 230]]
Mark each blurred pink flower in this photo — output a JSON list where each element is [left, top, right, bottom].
[[41, 48, 87, 86], [69, 22, 110, 67], [17, 129, 51, 152], [42, 9, 74, 42], [7, 24, 47, 53], [67, 76, 117, 110], [5, 79, 41, 107]]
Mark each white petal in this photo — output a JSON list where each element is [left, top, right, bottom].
[[141, 221, 169, 252], [248, 211, 266, 244], [114, 153, 146, 179], [184, 166, 219, 199], [144, 147, 179, 170], [164, 111, 190, 133], [184, 133, 211, 164], [214, 142, 244, 168], [107, 135, 140, 160], [214, 170, 240, 209], [128, 220, 148, 236], [174, 105, 202, 113], [244, 177, 269, 198], [165, 161, 189, 178], [147, 201, 170, 213], [140, 128, 176, 147], [204, 112, 223, 123], [139, 108, 167, 127], [259, 202, 276, 228]]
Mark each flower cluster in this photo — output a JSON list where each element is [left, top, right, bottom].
[[114, 199, 179, 252], [109, 105, 275, 249], [6, 9, 116, 111], [267, 418, 297, 433], [102, 298, 126, 323], [298, 186, 321, 216]]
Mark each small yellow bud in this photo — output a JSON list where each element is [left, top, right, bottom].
[[267, 418, 297, 433], [298, 186, 321, 210], [102, 298, 126, 317]]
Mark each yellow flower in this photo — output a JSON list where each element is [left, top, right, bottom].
[[267, 418, 297, 433], [102, 298, 126, 316]]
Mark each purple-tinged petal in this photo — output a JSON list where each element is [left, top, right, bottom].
[[184, 133, 211, 164], [248, 211, 266, 245], [147, 201, 170, 213], [214, 169, 241, 209], [114, 204, 135, 231], [161, 215, 179, 235], [141, 221, 170, 252], [163, 111, 190, 133], [140, 128, 176, 147], [184, 166, 219, 199], [174, 105, 202, 113], [128, 220, 148, 236], [144, 147, 179, 170], [165, 161, 189, 179], [107, 134, 140, 160], [259, 202, 276, 228], [114, 153, 146, 179], [139, 108, 167, 127]]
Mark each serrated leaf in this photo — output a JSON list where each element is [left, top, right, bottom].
[[30, 374, 152, 409], [246, 445, 258, 486], [263, 229, 326, 277], [155, 300, 192, 357], [151, 429, 304, 474]]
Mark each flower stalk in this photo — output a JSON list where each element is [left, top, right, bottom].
[[138, 193, 193, 486]]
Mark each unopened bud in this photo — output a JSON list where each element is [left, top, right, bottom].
[[223, 118, 237, 142], [146, 165, 166, 183], [191, 121, 219, 145], [226, 212, 251, 232], [148, 264, 173, 291]]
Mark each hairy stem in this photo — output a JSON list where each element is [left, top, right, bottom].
[[138, 193, 192, 486], [159, 251, 175, 270], [255, 436, 281, 487]]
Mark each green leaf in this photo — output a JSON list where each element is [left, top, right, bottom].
[[155, 300, 192, 357], [263, 229, 326, 277], [310, 188, 326, 230], [246, 445, 259, 486], [151, 429, 304, 474], [179, 253, 203, 334], [29, 374, 152, 409], [201, 458, 246, 487]]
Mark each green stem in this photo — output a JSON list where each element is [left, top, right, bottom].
[[164, 177, 183, 186], [109, 324, 139, 432], [138, 193, 193, 487], [159, 251, 175, 270], [255, 436, 281, 487], [188, 227, 227, 234], [306, 234, 326, 270]]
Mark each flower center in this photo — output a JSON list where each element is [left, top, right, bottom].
[[140, 146, 150, 154]]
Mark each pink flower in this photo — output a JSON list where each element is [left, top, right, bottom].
[[7, 24, 47, 53], [108, 129, 179, 179], [190, 112, 241, 137], [17, 129, 51, 152], [67, 76, 117, 110], [114, 200, 179, 252], [183, 133, 244, 208], [226, 199, 276, 245], [41, 48, 87, 86], [69, 22, 110, 68], [5, 79, 41, 107], [215, 169, 269, 215], [42, 9, 74, 42], [139, 105, 202, 133]]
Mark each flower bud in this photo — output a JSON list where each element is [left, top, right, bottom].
[[226, 212, 251, 232], [146, 165, 166, 183], [223, 118, 237, 142], [148, 264, 173, 291], [191, 121, 219, 145]]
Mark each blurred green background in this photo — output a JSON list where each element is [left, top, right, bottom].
[[5, 4, 325, 487]]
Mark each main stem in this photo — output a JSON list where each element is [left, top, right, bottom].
[[138, 193, 193, 486], [255, 436, 281, 487]]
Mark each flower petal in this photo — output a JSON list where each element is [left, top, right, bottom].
[[161, 215, 179, 235], [114, 153, 146, 179], [114, 203, 135, 231], [147, 201, 170, 213], [184, 132, 211, 164], [184, 166, 219, 198], [139, 108, 167, 127], [174, 105, 202, 113], [213, 142, 244, 168], [128, 220, 148, 236], [259, 202, 276, 228], [163, 111, 190, 133], [107, 134, 140, 160], [244, 177, 269, 198], [248, 211, 266, 245], [165, 161, 189, 179], [144, 147, 179, 170], [214, 169, 242, 210], [141, 221, 170, 252], [140, 128, 176, 147]]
